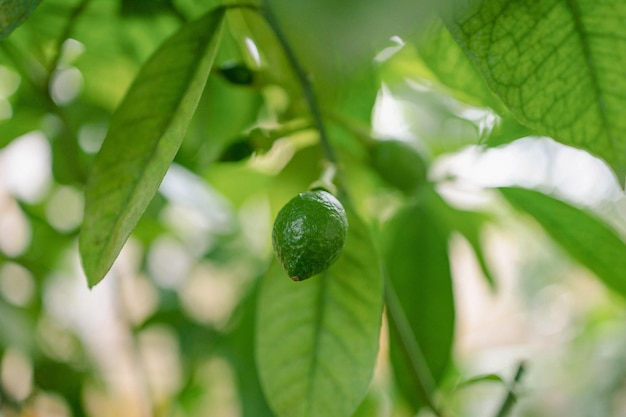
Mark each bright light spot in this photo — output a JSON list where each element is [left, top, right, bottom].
[[0, 197, 31, 257], [0, 66, 20, 98], [60, 38, 85, 66], [50, 67, 83, 105], [138, 325, 183, 399], [78, 123, 107, 154], [239, 194, 271, 255], [372, 86, 413, 140], [147, 235, 192, 289], [32, 392, 71, 417], [0, 262, 35, 306], [45, 185, 84, 232], [160, 164, 235, 238], [374, 36, 404, 62], [0, 99, 11, 120], [180, 263, 240, 328], [434, 137, 621, 207], [1, 348, 32, 401], [244, 37, 261, 67], [0, 132, 52, 203]]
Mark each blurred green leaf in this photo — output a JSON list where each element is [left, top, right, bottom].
[[445, 1, 626, 184], [382, 198, 455, 413], [425, 190, 496, 289], [224, 282, 276, 417], [0, 0, 42, 39], [34, 359, 89, 417], [0, 110, 42, 149], [79, 8, 225, 287], [256, 208, 383, 417], [499, 187, 626, 298], [0, 299, 34, 353]]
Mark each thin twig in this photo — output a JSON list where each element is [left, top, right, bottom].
[[494, 361, 526, 417], [258, 0, 338, 167]]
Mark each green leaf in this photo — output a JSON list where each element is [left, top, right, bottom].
[[382, 200, 455, 413], [424, 190, 496, 289], [256, 208, 383, 417], [0, 0, 41, 39], [415, 19, 504, 112], [79, 8, 225, 287], [499, 187, 626, 297], [224, 282, 276, 417], [445, 1, 626, 184]]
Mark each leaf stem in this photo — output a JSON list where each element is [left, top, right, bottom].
[[258, 0, 339, 167], [493, 361, 526, 417], [384, 276, 449, 417]]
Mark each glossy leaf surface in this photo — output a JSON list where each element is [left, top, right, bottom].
[[382, 200, 455, 412], [79, 8, 225, 286], [257, 208, 383, 417], [446, 0, 626, 183]]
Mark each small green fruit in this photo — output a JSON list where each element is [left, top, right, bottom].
[[272, 190, 348, 281], [369, 139, 427, 194]]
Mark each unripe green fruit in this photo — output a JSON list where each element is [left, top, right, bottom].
[[272, 190, 348, 281], [369, 140, 427, 194]]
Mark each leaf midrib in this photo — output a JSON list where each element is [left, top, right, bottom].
[[564, 0, 615, 151], [87, 12, 223, 282], [305, 272, 329, 417]]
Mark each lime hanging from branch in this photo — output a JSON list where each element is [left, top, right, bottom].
[[272, 190, 348, 281]]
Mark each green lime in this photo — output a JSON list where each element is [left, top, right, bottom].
[[369, 139, 428, 194], [218, 61, 256, 86], [272, 190, 348, 281]]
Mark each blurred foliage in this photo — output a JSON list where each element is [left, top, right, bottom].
[[0, 1, 626, 417]]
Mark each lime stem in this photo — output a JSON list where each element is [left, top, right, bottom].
[[258, 0, 339, 167]]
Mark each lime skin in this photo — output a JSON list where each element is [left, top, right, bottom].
[[369, 140, 427, 194], [272, 190, 348, 281]]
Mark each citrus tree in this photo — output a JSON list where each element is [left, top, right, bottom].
[[1, 1, 626, 417]]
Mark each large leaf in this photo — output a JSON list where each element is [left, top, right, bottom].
[[499, 187, 626, 297], [445, 1, 626, 183], [415, 19, 504, 112], [256, 208, 383, 417], [0, 0, 41, 39], [79, 8, 225, 287], [381, 199, 455, 413]]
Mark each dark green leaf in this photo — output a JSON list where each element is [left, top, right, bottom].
[[79, 8, 225, 287], [382, 200, 455, 412], [499, 187, 626, 297], [0, 0, 42, 39], [445, 1, 626, 184], [256, 208, 383, 417]]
